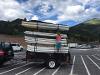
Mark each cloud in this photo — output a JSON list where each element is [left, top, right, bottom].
[[65, 5, 84, 15], [21, 0, 58, 19], [57, 0, 100, 24], [22, 0, 100, 24], [0, 0, 100, 25], [44, 20, 57, 24], [57, 5, 85, 21], [0, 0, 26, 21], [31, 15, 39, 20]]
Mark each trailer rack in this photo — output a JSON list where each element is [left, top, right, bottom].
[[22, 20, 71, 69]]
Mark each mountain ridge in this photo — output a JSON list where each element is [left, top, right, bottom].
[[69, 19, 100, 43]]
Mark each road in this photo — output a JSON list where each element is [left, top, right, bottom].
[[0, 48, 100, 75]]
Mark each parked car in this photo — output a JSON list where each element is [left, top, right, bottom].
[[0, 42, 14, 65], [11, 43, 23, 51]]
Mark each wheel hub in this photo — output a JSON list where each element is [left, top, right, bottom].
[[49, 61, 55, 68]]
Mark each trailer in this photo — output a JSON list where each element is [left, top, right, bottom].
[[22, 20, 71, 69]]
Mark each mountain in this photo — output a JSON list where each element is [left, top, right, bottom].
[[0, 19, 26, 35], [68, 19, 100, 43], [0, 18, 100, 43], [0, 19, 35, 35], [85, 19, 100, 25]]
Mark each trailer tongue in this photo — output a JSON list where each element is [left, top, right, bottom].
[[22, 20, 71, 69]]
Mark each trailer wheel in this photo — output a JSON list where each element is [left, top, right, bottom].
[[47, 59, 58, 69]]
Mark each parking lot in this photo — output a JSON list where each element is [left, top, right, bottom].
[[0, 48, 100, 75]]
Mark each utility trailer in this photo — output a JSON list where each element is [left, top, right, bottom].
[[22, 20, 71, 69]]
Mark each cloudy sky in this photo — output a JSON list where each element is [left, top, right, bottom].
[[0, 0, 100, 26]]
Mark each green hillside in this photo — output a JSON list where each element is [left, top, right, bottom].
[[0, 19, 31, 35], [68, 19, 100, 43], [85, 19, 100, 25]]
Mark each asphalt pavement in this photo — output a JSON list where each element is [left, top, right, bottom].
[[0, 48, 100, 75]]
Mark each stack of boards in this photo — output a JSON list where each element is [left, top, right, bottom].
[[22, 20, 69, 31], [22, 20, 69, 53]]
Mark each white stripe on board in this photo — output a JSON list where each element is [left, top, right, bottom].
[[81, 56, 91, 75]]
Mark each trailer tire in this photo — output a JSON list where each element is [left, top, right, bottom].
[[47, 59, 58, 69]]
